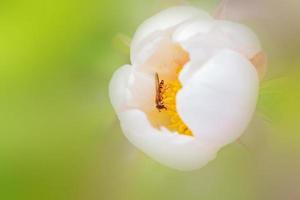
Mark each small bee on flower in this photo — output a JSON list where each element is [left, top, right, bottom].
[[155, 73, 167, 112]]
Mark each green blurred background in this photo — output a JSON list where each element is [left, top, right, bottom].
[[0, 0, 299, 199]]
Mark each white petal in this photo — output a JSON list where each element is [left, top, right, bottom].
[[109, 64, 157, 113], [177, 49, 259, 147], [119, 109, 219, 171], [126, 70, 155, 112], [132, 35, 190, 83], [215, 20, 261, 58], [174, 19, 261, 58], [177, 29, 230, 84], [172, 19, 214, 42], [109, 65, 133, 113], [132, 32, 166, 67], [131, 6, 211, 64], [176, 20, 261, 84], [172, 19, 261, 83]]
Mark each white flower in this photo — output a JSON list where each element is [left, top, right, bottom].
[[109, 6, 266, 171]]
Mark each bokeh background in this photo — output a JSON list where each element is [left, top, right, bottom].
[[1, 0, 300, 199]]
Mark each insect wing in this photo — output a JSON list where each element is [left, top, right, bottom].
[[155, 73, 160, 104]]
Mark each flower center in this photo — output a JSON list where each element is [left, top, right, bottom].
[[143, 41, 192, 136], [157, 67, 192, 136]]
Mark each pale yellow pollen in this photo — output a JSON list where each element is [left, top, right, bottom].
[[160, 67, 192, 136]]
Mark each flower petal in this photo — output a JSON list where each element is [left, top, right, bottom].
[[126, 70, 156, 112], [177, 49, 259, 147], [131, 32, 166, 67], [215, 20, 261, 58], [175, 20, 261, 84], [133, 35, 190, 83], [119, 109, 219, 171], [109, 65, 132, 113], [131, 6, 210, 64], [172, 19, 214, 43], [174, 19, 261, 58]]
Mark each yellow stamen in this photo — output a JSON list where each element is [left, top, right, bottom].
[[160, 67, 192, 136]]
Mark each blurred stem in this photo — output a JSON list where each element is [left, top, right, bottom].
[[113, 33, 131, 55]]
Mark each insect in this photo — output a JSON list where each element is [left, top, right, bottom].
[[155, 73, 167, 111]]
